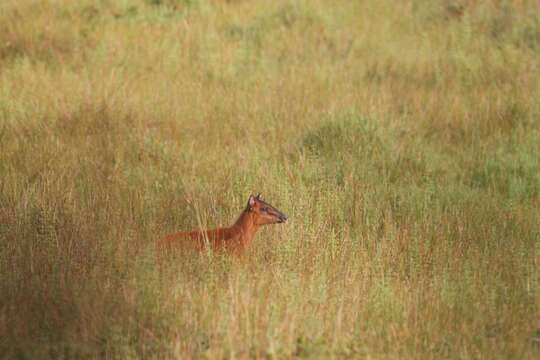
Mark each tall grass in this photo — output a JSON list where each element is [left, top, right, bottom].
[[1, 0, 539, 358]]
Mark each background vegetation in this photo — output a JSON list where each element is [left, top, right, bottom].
[[1, 0, 539, 358]]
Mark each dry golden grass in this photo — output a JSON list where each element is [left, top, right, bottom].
[[1, 0, 539, 358]]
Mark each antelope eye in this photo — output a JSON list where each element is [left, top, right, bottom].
[[261, 207, 269, 212]]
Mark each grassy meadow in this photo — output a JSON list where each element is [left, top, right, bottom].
[[1, 0, 540, 358]]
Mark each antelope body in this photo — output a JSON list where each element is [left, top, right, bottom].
[[157, 194, 287, 255]]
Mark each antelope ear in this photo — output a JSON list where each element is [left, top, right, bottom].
[[256, 193, 261, 199], [248, 195, 256, 208]]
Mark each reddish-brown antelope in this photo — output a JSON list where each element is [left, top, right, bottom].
[[157, 194, 288, 255]]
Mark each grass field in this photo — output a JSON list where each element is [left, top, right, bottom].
[[1, 0, 539, 358]]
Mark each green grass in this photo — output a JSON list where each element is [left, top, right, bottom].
[[1, 0, 539, 358]]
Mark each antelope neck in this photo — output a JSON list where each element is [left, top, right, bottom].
[[231, 209, 259, 243]]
